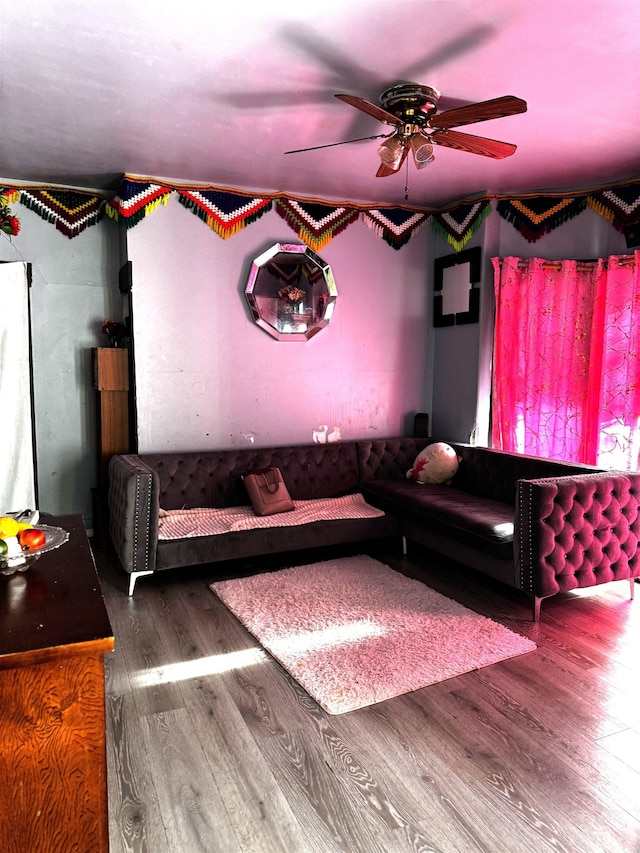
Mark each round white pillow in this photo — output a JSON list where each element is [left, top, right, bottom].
[[406, 442, 459, 485]]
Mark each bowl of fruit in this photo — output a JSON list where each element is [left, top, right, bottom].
[[0, 512, 69, 576]]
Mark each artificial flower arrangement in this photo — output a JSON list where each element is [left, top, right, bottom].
[[278, 284, 306, 304], [0, 189, 21, 237], [101, 319, 128, 346]]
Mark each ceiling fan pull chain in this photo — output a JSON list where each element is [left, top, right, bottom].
[[404, 154, 410, 201]]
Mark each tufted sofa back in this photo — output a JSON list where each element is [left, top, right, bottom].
[[451, 444, 604, 504], [133, 437, 608, 512], [357, 438, 604, 505], [138, 442, 361, 510], [356, 438, 431, 482]]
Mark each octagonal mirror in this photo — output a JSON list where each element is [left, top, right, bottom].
[[245, 243, 337, 341]]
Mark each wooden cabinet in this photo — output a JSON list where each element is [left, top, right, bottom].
[[93, 346, 129, 488], [0, 515, 114, 853], [93, 347, 130, 544]]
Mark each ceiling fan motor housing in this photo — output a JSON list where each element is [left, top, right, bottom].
[[379, 83, 440, 128]]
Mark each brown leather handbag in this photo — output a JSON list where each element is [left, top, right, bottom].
[[243, 467, 295, 516]]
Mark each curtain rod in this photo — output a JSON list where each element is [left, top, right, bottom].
[[504, 256, 637, 271]]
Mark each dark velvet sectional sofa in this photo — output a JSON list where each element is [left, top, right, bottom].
[[108, 441, 398, 596], [108, 437, 640, 619]]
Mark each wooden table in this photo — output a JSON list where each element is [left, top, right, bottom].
[[0, 514, 114, 853]]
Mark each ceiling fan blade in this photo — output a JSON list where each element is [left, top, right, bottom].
[[376, 162, 398, 177], [285, 132, 390, 154], [376, 146, 409, 177], [432, 129, 517, 159], [335, 94, 402, 126], [429, 96, 527, 129]]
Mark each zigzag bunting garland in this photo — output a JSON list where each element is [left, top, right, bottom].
[[105, 179, 172, 227], [8, 174, 633, 248], [431, 200, 491, 251], [496, 196, 587, 242], [177, 190, 272, 238], [276, 199, 360, 251], [361, 208, 430, 249], [18, 189, 106, 239], [587, 184, 640, 231]]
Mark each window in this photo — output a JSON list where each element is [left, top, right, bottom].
[[491, 252, 640, 469]]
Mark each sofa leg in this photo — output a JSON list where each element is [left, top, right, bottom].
[[533, 596, 541, 622], [631, 578, 636, 601], [402, 536, 407, 556], [128, 570, 154, 596]]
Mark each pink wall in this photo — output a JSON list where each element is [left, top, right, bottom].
[[126, 197, 432, 452]]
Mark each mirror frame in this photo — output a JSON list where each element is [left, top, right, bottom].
[[245, 243, 338, 341], [433, 246, 481, 327]]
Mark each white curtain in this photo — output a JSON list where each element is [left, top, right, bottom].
[[0, 262, 37, 512]]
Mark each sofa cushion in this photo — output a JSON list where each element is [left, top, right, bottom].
[[361, 479, 514, 560], [155, 515, 400, 570], [356, 438, 604, 505]]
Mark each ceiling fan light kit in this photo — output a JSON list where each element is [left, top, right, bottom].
[[287, 82, 527, 183], [410, 134, 435, 169], [378, 136, 406, 169]]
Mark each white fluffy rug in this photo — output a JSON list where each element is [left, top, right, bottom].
[[210, 555, 536, 715]]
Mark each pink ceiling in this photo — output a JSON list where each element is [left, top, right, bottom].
[[1, 0, 639, 208]]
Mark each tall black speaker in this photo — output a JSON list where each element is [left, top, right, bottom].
[[623, 223, 640, 249], [414, 412, 430, 437]]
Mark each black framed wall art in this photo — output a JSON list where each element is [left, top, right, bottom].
[[433, 246, 481, 327]]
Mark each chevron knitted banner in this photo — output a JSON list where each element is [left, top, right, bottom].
[[361, 208, 430, 249], [18, 189, 106, 239], [105, 179, 172, 227], [177, 189, 272, 238], [587, 183, 640, 231], [276, 199, 360, 251], [496, 196, 588, 242], [431, 200, 491, 251]]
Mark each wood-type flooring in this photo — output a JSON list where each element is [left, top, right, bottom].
[[96, 539, 640, 853]]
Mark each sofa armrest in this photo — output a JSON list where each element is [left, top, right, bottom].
[[108, 455, 159, 576], [515, 471, 640, 598]]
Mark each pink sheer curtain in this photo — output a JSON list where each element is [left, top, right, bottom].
[[491, 251, 640, 468]]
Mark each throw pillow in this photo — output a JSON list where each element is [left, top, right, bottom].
[[406, 442, 460, 485]]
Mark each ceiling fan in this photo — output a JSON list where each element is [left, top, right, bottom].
[[285, 83, 527, 177]]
